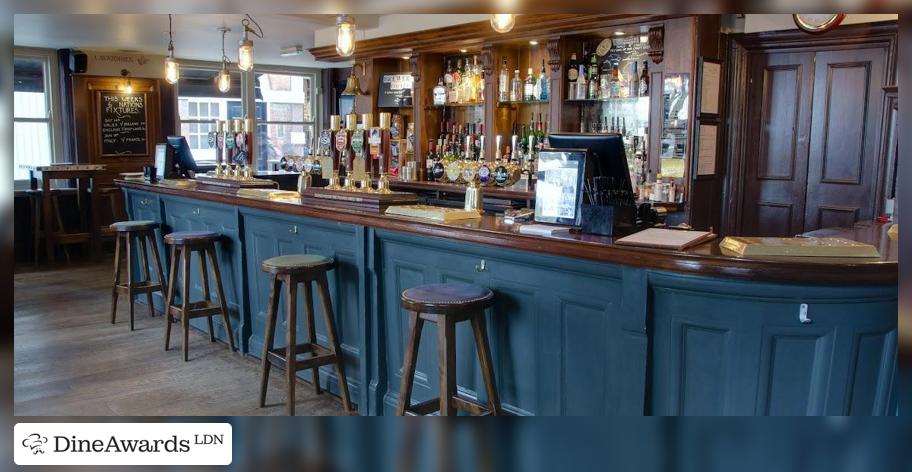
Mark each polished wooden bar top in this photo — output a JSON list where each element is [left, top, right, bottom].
[[117, 180, 897, 285]]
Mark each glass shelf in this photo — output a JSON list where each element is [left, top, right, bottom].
[[565, 96, 649, 103], [497, 100, 551, 107], [429, 101, 485, 109]]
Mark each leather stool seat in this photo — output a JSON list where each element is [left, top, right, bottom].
[[401, 282, 494, 315], [261, 254, 333, 274], [164, 231, 220, 245], [110, 220, 158, 232]]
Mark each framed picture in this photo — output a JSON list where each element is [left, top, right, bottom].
[[534, 149, 587, 226], [697, 57, 722, 117]]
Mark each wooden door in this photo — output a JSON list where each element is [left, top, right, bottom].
[[804, 48, 887, 231], [740, 51, 815, 236]]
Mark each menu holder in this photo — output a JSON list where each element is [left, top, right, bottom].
[[720, 236, 880, 258], [615, 227, 717, 251]]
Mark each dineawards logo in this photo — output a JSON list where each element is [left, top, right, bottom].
[[14, 423, 232, 466]]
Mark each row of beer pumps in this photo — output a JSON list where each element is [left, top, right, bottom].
[[303, 111, 395, 194], [210, 118, 253, 179]]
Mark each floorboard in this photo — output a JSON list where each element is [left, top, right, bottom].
[[14, 262, 345, 416]]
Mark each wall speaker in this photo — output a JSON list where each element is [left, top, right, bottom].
[[69, 51, 87, 74]]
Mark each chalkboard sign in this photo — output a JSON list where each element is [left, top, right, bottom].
[[99, 92, 148, 156], [377, 73, 414, 108]]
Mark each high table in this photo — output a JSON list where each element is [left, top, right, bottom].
[[116, 179, 898, 416], [25, 164, 105, 264]]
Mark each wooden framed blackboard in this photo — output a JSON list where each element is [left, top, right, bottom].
[[377, 73, 414, 108], [98, 91, 149, 156]]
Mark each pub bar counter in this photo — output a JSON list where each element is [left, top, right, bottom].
[[118, 180, 897, 416]]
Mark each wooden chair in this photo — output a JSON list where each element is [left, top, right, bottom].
[[258, 254, 354, 416], [396, 282, 502, 416], [162, 231, 237, 361], [110, 220, 166, 331]]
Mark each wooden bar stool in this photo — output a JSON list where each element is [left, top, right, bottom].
[[27, 189, 71, 265], [396, 282, 502, 416], [110, 220, 167, 331], [258, 254, 354, 416], [163, 231, 237, 361]]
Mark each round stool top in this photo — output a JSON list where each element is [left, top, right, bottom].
[[110, 220, 158, 232], [163, 230, 220, 245], [401, 282, 494, 315], [261, 254, 334, 275]]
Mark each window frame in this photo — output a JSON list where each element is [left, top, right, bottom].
[[251, 65, 320, 169], [174, 61, 246, 167], [13, 47, 65, 189], [172, 60, 321, 170]]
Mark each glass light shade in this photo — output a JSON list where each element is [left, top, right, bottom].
[[490, 14, 515, 33], [238, 39, 254, 71], [336, 17, 356, 57], [216, 66, 231, 93], [123, 80, 133, 94], [164, 56, 180, 84]]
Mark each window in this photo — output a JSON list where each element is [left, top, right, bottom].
[[14, 54, 57, 181], [177, 67, 242, 164], [255, 72, 315, 168]]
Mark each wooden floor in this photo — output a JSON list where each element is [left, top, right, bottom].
[[14, 261, 345, 416]]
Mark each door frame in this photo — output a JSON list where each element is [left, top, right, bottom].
[[720, 21, 896, 235]]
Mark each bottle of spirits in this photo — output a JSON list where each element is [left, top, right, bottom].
[[510, 69, 522, 102], [609, 64, 621, 98], [426, 139, 437, 180], [498, 56, 509, 102], [599, 58, 611, 99], [523, 68, 535, 101], [588, 66, 599, 100], [433, 76, 447, 106], [639, 61, 649, 97], [588, 44, 599, 82], [576, 63, 588, 99], [444, 60, 454, 87], [538, 59, 549, 101], [567, 53, 579, 82], [580, 44, 589, 85], [628, 61, 639, 98]]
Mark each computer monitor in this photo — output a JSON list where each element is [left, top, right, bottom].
[[166, 136, 198, 175], [545, 133, 632, 200]]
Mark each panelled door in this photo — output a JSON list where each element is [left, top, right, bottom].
[[739, 46, 888, 235]]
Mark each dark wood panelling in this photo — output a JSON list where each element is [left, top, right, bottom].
[[804, 48, 886, 231], [740, 51, 814, 236]]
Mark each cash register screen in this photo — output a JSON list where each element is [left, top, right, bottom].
[[545, 133, 632, 202]]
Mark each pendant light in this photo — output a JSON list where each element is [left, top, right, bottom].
[[164, 14, 180, 84], [490, 14, 516, 33], [336, 15, 356, 57], [237, 14, 263, 72], [120, 70, 133, 94], [216, 27, 232, 93]]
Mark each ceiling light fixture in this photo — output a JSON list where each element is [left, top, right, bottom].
[[336, 15, 356, 57], [614, 31, 625, 36], [459, 48, 468, 53], [529, 40, 538, 45], [490, 14, 516, 33], [120, 70, 133, 94], [237, 14, 263, 72], [164, 14, 179, 84], [216, 27, 232, 94]]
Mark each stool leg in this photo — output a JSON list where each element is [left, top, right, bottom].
[[302, 280, 321, 395], [164, 245, 179, 351], [285, 278, 298, 416], [437, 317, 457, 416], [32, 197, 41, 267], [52, 193, 71, 264], [259, 276, 282, 408], [471, 314, 502, 416], [139, 233, 155, 318], [148, 232, 167, 308], [197, 250, 214, 342], [126, 232, 135, 331], [180, 246, 192, 361], [206, 245, 236, 353], [396, 310, 424, 416], [110, 232, 122, 324], [316, 273, 354, 414]]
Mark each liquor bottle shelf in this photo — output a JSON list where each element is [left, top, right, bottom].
[[565, 96, 649, 103], [497, 100, 551, 107]]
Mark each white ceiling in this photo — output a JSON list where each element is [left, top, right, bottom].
[[13, 14, 383, 69]]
